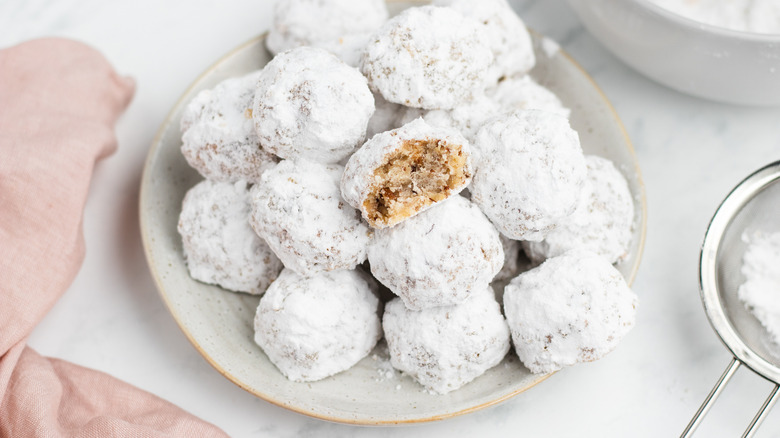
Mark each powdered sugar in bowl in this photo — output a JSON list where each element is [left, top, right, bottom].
[[569, 0, 780, 106]]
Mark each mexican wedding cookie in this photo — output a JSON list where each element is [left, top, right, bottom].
[[470, 110, 586, 241], [180, 71, 277, 183], [254, 269, 381, 382], [249, 160, 370, 276], [341, 118, 473, 228], [434, 0, 535, 83], [524, 156, 635, 264], [383, 286, 510, 394], [177, 180, 283, 295], [367, 196, 503, 310], [488, 75, 571, 119], [253, 47, 374, 163], [266, 0, 388, 66], [503, 250, 638, 374], [361, 6, 493, 109]]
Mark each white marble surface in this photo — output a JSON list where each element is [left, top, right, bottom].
[[3, 0, 780, 436]]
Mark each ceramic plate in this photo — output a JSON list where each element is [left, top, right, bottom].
[[140, 2, 647, 425]]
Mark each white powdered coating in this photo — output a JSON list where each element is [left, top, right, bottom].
[[249, 160, 370, 276], [361, 6, 494, 110], [310, 32, 372, 68], [253, 47, 375, 163], [368, 196, 504, 310], [541, 37, 561, 58], [738, 231, 780, 343], [649, 0, 780, 34], [180, 71, 278, 183], [397, 95, 503, 145], [382, 286, 510, 394], [433, 0, 535, 83], [487, 75, 571, 119], [341, 118, 473, 228], [366, 92, 405, 140], [470, 110, 586, 241], [254, 269, 382, 382], [503, 249, 638, 374], [266, 0, 389, 60], [178, 180, 283, 295], [523, 155, 634, 264]]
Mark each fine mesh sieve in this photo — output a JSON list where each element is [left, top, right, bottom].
[[682, 160, 780, 438]]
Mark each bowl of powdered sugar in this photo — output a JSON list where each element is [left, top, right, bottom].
[[569, 0, 780, 106]]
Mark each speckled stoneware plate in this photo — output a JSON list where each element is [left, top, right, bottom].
[[139, 1, 647, 425]]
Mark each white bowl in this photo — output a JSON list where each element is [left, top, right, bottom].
[[139, 2, 647, 424], [569, 0, 780, 106]]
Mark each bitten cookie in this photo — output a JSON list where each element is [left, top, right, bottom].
[[249, 160, 370, 276], [503, 249, 638, 374], [341, 118, 473, 229], [253, 47, 374, 163], [434, 0, 535, 83], [470, 110, 586, 241], [523, 155, 634, 264], [361, 5, 493, 109], [367, 195, 503, 310], [254, 269, 382, 382], [180, 71, 277, 183], [383, 286, 510, 394], [177, 180, 283, 294], [266, 0, 388, 66]]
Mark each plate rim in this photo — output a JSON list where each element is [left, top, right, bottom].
[[139, 31, 647, 425]]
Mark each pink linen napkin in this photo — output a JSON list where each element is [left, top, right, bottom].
[[0, 38, 228, 437]]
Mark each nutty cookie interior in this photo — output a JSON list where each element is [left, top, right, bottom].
[[364, 138, 470, 227]]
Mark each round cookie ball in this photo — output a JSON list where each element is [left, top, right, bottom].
[[253, 47, 374, 163], [341, 118, 473, 229], [249, 160, 370, 276], [523, 155, 635, 264], [266, 0, 388, 63], [487, 75, 571, 119], [503, 249, 638, 374], [180, 71, 278, 183], [434, 0, 535, 83], [361, 5, 493, 110], [470, 110, 586, 241], [368, 195, 503, 310], [177, 180, 283, 294], [383, 286, 510, 394], [254, 269, 382, 382], [398, 94, 502, 144]]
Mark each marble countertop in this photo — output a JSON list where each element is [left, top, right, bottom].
[[3, 0, 780, 436]]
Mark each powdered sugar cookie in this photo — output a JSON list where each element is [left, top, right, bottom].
[[361, 6, 493, 110], [365, 92, 405, 140], [178, 180, 283, 295], [434, 0, 535, 83], [254, 268, 382, 382], [249, 160, 370, 276], [368, 196, 503, 310], [470, 110, 586, 241], [383, 286, 510, 394], [523, 155, 634, 264], [180, 71, 277, 183], [253, 47, 374, 163], [503, 249, 638, 374], [341, 118, 473, 229], [266, 0, 388, 66], [397, 95, 502, 145], [488, 75, 571, 119]]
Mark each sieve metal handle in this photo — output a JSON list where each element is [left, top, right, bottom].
[[681, 358, 741, 438], [681, 357, 780, 437]]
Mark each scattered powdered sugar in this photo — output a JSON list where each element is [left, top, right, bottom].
[[361, 6, 494, 109], [649, 0, 780, 34], [541, 37, 560, 58], [738, 231, 780, 343], [370, 341, 397, 383]]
